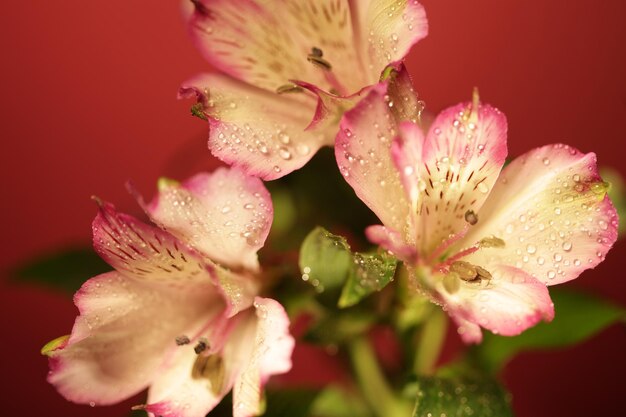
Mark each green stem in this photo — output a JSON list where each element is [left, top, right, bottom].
[[413, 307, 448, 375], [349, 337, 411, 417]]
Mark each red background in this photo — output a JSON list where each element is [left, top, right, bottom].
[[1, 1, 624, 416]]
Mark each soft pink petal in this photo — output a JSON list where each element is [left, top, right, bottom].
[[92, 201, 208, 283], [47, 271, 223, 406], [180, 73, 329, 180], [187, 0, 366, 94], [232, 298, 295, 417], [335, 84, 410, 232], [460, 144, 619, 285], [436, 266, 554, 344], [394, 99, 508, 256], [391, 121, 425, 213], [450, 315, 483, 344], [145, 168, 272, 272], [351, 0, 428, 85], [365, 224, 417, 262]]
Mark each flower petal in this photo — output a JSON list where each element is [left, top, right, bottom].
[[461, 144, 619, 285], [435, 266, 554, 344], [47, 271, 224, 406], [365, 224, 416, 262], [232, 298, 295, 417], [145, 168, 273, 272], [352, 0, 428, 84], [187, 0, 365, 94], [143, 340, 231, 417], [335, 84, 410, 232], [92, 201, 208, 283], [392, 98, 508, 255], [180, 73, 329, 180]]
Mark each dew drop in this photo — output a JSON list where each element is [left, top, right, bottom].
[[526, 244, 536, 254], [542, 157, 550, 165], [278, 147, 292, 160], [547, 270, 556, 279], [477, 182, 489, 194], [562, 241, 572, 252]]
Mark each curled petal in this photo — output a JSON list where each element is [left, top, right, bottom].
[[232, 298, 295, 417], [436, 266, 554, 344], [180, 74, 329, 180], [47, 271, 224, 406], [461, 144, 619, 285], [144, 168, 273, 272], [92, 201, 208, 283], [335, 85, 410, 232]]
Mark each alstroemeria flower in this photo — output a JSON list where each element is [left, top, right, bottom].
[[179, 0, 428, 179], [44, 168, 295, 417], [336, 86, 619, 343]]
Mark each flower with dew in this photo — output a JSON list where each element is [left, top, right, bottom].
[[43, 168, 295, 417], [179, 0, 428, 180], [335, 85, 619, 343]]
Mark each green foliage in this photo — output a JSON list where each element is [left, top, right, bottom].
[[299, 227, 398, 308], [305, 308, 376, 344], [472, 288, 626, 372], [11, 247, 109, 293], [411, 376, 513, 417], [299, 227, 352, 292], [338, 252, 397, 308], [310, 386, 372, 417]]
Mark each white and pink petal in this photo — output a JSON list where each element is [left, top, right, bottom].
[[435, 266, 554, 344], [46, 271, 224, 406], [460, 144, 619, 285], [336, 84, 410, 233], [92, 201, 208, 283], [144, 168, 273, 272], [180, 73, 329, 180], [231, 298, 295, 417], [187, 0, 365, 94], [352, 0, 428, 84]]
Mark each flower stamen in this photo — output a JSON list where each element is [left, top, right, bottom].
[[194, 337, 209, 354], [307, 47, 332, 71], [175, 335, 191, 346]]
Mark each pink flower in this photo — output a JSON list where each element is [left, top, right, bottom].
[[336, 86, 619, 343], [179, 0, 428, 180], [44, 168, 294, 417]]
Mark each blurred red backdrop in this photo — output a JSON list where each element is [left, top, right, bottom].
[[1, 1, 624, 416]]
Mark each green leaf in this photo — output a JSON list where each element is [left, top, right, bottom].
[[306, 309, 377, 344], [310, 386, 372, 417], [299, 227, 352, 292], [473, 288, 626, 372], [11, 247, 110, 293], [338, 252, 398, 308], [412, 376, 513, 417]]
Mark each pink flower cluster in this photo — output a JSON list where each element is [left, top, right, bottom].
[[45, 1, 617, 416]]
